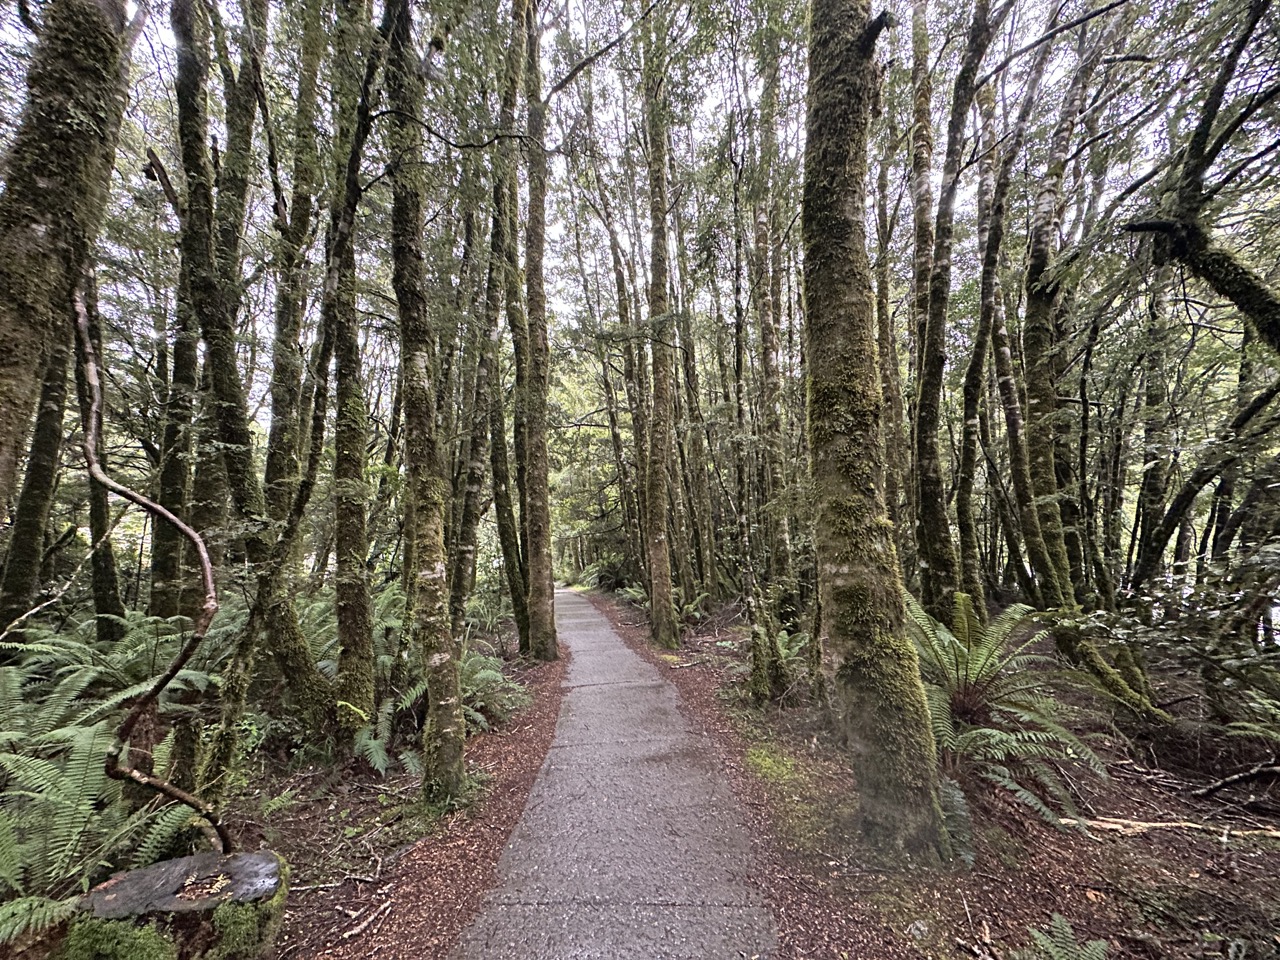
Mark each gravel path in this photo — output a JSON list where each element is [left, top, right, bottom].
[[449, 588, 777, 959]]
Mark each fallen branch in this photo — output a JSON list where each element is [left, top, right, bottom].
[[1191, 757, 1280, 799], [291, 875, 376, 893], [1060, 815, 1280, 839], [341, 899, 392, 939]]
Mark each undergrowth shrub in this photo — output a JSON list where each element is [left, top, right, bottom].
[[905, 593, 1106, 835], [458, 644, 530, 732], [0, 619, 211, 946]]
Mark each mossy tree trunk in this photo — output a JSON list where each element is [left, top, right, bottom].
[[643, 15, 680, 650], [1136, 264, 1172, 570], [0, 335, 69, 634], [874, 123, 910, 569], [263, 0, 325, 531], [522, 0, 559, 661], [331, 0, 376, 742], [956, 91, 998, 621], [802, 0, 948, 860], [1124, 0, 1280, 362], [1022, 30, 1114, 610], [918, 0, 1007, 622], [447, 0, 528, 645], [387, 0, 465, 799], [0, 0, 132, 511], [959, 31, 1054, 612], [754, 19, 795, 624]]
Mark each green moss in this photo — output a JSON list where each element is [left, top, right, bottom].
[[59, 918, 177, 960], [207, 858, 289, 960], [745, 744, 800, 784]]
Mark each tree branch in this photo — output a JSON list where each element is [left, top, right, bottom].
[[546, 0, 666, 102], [73, 280, 231, 854], [145, 147, 184, 221], [975, 0, 1130, 90]]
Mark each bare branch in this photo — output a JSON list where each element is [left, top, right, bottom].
[[975, 0, 1130, 90], [145, 147, 184, 220], [73, 280, 231, 854], [546, 0, 666, 102]]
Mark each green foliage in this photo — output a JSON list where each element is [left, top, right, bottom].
[[0, 623, 215, 945], [618, 584, 649, 608], [938, 776, 975, 868], [458, 644, 530, 733], [349, 585, 529, 773], [571, 559, 629, 592], [905, 593, 1106, 831], [675, 588, 709, 625], [774, 628, 810, 665], [0, 895, 80, 947], [58, 918, 177, 960], [463, 580, 512, 639], [744, 744, 799, 783], [1014, 915, 1109, 960], [210, 903, 263, 960]]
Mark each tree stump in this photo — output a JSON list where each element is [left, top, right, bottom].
[[59, 850, 288, 960]]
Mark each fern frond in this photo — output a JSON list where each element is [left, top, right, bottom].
[[0, 895, 79, 946], [0, 807, 24, 896], [355, 726, 391, 775], [130, 804, 197, 868], [981, 766, 1065, 830]]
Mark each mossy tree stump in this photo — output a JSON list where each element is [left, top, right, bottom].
[[62, 851, 287, 960]]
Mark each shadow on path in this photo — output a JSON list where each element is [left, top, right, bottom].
[[449, 588, 776, 959]]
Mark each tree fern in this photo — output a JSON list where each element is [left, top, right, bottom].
[[904, 592, 1106, 830]]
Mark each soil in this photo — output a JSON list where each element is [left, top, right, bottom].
[[246, 651, 568, 960], [265, 591, 1280, 959]]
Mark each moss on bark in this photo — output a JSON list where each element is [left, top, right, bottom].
[[0, 0, 128, 509], [803, 0, 949, 861]]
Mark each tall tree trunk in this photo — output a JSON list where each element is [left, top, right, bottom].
[[1136, 264, 1172, 570], [643, 17, 679, 649], [0, 337, 69, 634], [388, 0, 465, 798], [331, 0, 375, 742], [263, 0, 324, 527], [448, 0, 527, 641], [956, 90, 998, 618], [73, 274, 127, 645], [150, 267, 199, 620], [755, 34, 795, 623], [0, 0, 132, 508], [522, 1, 558, 661], [803, 0, 947, 858], [1022, 33, 1113, 607], [958, 31, 1055, 612], [915, 0, 1002, 619], [874, 125, 910, 568], [492, 376, 532, 648]]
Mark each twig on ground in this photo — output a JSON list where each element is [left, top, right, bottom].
[[1191, 757, 1280, 799], [341, 899, 392, 939]]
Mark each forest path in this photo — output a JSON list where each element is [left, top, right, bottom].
[[448, 588, 776, 959]]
